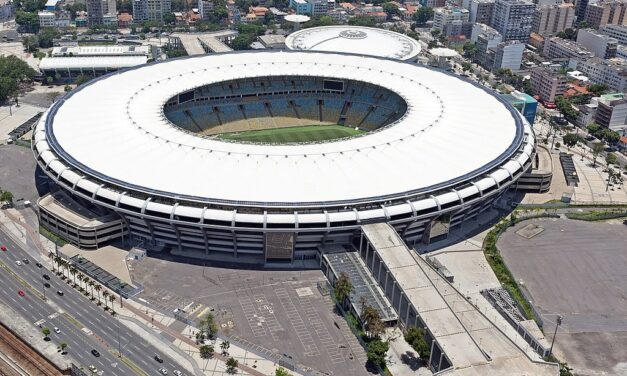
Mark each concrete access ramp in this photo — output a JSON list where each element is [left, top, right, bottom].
[[357, 223, 559, 375]]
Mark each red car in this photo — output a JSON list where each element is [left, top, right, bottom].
[[18, 290, 25, 297], [1, 245, 7, 251]]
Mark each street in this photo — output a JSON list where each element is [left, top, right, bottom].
[[0, 227, 190, 376]]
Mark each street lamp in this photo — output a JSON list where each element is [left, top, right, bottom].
[[41, 274, 46, 301], [548, 315, 562, 358], [117, 314, 122, 358]]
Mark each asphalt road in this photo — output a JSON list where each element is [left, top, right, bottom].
[[0, 228, 189, 376]]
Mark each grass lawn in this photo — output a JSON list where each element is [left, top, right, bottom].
[[216, 125, 365, 144]]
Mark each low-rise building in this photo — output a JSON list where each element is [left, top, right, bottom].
[[117, 12, 133, 27], [531, 66, 569, 102], [501, 90, 538, 124], [595, 92, 627, 134], [528, 32, 545, 51], [38, 10, 70, 28], [258, 34, 286, 49], [576, 57, 627, 92], [576, 29, 617, 59], [542, 36, 595, 60]]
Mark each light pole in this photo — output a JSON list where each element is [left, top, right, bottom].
[[548, 315, 562, 359], [41, 275, 46, 301], [117, 315, 122, 358]]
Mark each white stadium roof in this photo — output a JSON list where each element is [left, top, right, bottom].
[[285, 26, 421, 61], [39, 56, 148, 70], [40, 51, 523, 206]]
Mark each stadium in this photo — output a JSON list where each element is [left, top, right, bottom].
[[32, 50, 535, 264]]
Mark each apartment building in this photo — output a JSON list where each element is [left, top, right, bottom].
[[542, 36, 595, 59], [530, 66, 569, 102], [600, 24, 627, 44], [532, 2, 575, 36], [595, 93, 627, 134], [577, 28, 618, 59], [469, 0, 494, 24], [490, 0, 535, 42], [433, 7, 471, 36], [576, 57, 627, 92], [132, 0, 171, 22], [584, 0, 627, 29], [493, 40, 525, 70]]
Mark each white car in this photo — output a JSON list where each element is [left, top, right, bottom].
[[15, 260, 21, 266], [88, 365, 98, 373], [159, 368, 168, 375], [173, 371, 182, 376], [54, 327, 61, 334]]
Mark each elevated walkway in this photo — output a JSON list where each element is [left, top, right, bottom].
[[358, 223, 559, 375]]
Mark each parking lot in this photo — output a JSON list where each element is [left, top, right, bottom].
[[498, 218, 627, 376], [130, 257, 369, 376]]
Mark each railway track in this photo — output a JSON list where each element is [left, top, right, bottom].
[[0, 322, 65, 376]]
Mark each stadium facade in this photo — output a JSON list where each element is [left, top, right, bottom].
[[33, 51, 535, 264]]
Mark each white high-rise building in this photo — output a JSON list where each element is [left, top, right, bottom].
[[490, 0, 535, 42]]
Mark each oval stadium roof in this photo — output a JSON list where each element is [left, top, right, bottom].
[[39, 51, 523, 206]]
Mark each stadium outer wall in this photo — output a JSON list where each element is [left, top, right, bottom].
[[32, 52, 536, 265]]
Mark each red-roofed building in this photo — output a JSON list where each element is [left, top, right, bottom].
[[117, 12, 132, 28], [250, 6, 268, 16], [564, 84, 589, 98]]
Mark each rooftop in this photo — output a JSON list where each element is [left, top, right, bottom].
[[39, 56, 148, 70], [285, 26, 421, 61]]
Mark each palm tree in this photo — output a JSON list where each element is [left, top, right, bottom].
[[103, 291, 110, 309], [88, 280, 95, 299], [95, 285, 102, 305], [69, 267, 76, 286], [220, 340, 230, 355], [59, 342, 67, 354], [109, 295, 115, 312], [82, 276, 90, 295], [76, 273, 84, 290], [48, 252, 55, 271]]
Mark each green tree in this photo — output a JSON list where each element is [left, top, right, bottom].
[[22, 35, 39, 52], [606, 153, 617, 166], [413, 6, 433, 26], [588, 83, 608, 96], [200, 313, 218, 338], [382, 2, 400, 19], [366, 339, 389, 369], [226, 357, 238, 373], [362, 305, 385, 338], [601, 128, 620, 144], [199, 344, 214, 358], [46, 76, 53, 85], [37, 27, 59, 48], [462, 42, 477, 59], [42, 327, 51, 339], [404, 326, 430, 359], [15, 10, 40, 33], [75, 74, 91, 86], [275, 367, 292, 376], [163, 12, 176, 25], [59, 342, 67, 353], [64, 2, 86, 19], [64, 85, 72, 92], [348, 15, 376, 27], [334, 272, 353, 308], [302, 15, 334, 29], [0, 191, 14, 203], [562, 133, 582, 150], [555, 96, 577, 121], [229, 34, 254, 50], [592, 141, 605, 167]]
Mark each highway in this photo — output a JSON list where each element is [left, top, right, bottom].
[[0, 228, 190, 376]]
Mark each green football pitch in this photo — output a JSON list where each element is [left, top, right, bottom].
[[216, 125, 366, 144]]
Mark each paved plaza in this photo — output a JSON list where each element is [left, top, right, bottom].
[[131, 258, 369, 376], [498, 218, 627, 376]]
